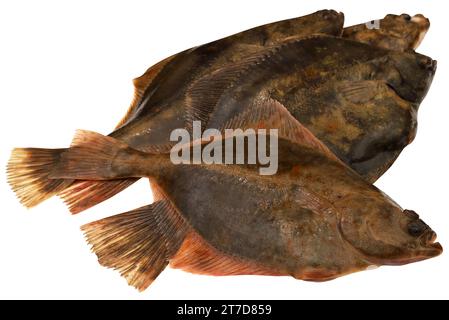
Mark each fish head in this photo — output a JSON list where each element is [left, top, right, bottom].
[[368, 51, 436, 105], [339, 195, 442, 266], [344, 13, 430, 51], [379, 14, 430, 50]]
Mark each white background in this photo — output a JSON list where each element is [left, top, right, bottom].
[[0, 0, 448, 299]]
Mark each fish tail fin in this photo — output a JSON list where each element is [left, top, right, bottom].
[[7, 147, 73, 207], [7, 132, 144, 212], [50, 129, 154, 180], [82, 201, 187, 291]]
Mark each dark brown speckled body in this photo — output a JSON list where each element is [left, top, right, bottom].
[[96, 131, 441, 280], [111, 14, 435, 182], [187, 36, 435, 182]]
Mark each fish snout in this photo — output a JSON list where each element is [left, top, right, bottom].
[[411, 14, 430, 30], [404, 210, 443, 258], [417, 56, 437, 74], [419, 230, 443, 258], [410, 14, 430, 49]]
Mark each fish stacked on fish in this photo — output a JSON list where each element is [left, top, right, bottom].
[[7, 10, 441, 291]]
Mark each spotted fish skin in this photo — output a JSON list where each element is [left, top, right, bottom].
[[5, 12, 436, 214], [114, 9, 344, 128], [185, 36, 436, 182], [41, 127, 441, 284], [7, 101, 442, 290], [343, 13, 430, 51], [112, 40, 435, 183]]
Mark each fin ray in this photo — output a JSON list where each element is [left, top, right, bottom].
[[115, 54, 177, 129], [185, 38, 306, 129], [7, 148, 73, 207], [171, 231, 281, 276], [82, 200, 187, 291], [220, 96, 342, 162], [50, 130, 132, 180], [59, 178, 139, 214]]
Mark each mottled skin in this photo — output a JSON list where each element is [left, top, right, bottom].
[[7, 12, 436, 212], [8, 107, 442, 286], [111, 9, 344, 132], [343, 14, 430, 51], [98, 134, 442, 279], [6, 11, 442, 288], [193, 36, 435, 182], [111, 17, 434, 182], [268, 49, 435, 181]]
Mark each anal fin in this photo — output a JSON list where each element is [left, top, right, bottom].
[[170, 231, 282, 276]]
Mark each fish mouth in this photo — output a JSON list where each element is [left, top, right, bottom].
[[385, 55, 436, 104], [418, 230, 443, 257], [396, 230, 443, 265]]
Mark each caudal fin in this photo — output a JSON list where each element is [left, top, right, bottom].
[[50, 129, 167, 182], [82, 201, 187, 291], [7, 148, 73, 207], [50, 130, 132, 180], [8, 133, 142, 212]]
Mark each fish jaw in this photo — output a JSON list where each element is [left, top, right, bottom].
[[380, 230, 443, 266], [345, 228, 442, 267]]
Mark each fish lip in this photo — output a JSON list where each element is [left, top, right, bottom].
[[411, 14, 430, 30], [419, 230, 437, 245], [428, 242, 443, 252], [338, 216, 443, 266], [380, 242, 442, 266], [419, 230, 443, 255], [413, 231, 443, 261], [374, 236, 442, 266], [416, 241, 443, 260]]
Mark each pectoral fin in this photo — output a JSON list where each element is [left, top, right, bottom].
[[220, 96, 342, 163], [338, 80, 383, 104]]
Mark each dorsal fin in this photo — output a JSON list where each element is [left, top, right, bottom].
[[115, 54, 176, 129], [219, 96, 342, 163], [185, 36, 313, 129]]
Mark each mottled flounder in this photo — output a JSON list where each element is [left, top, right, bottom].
[[8, 98, 441, 290]]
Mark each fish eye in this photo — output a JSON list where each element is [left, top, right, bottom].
[[400, 14, 412, 21], [407, 219, 428, 237]]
